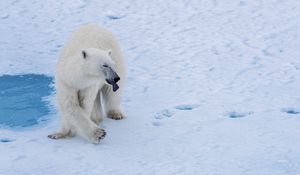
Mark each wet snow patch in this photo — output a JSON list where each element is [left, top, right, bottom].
[[226, 111, 253, 118], [0, 74, 54, 128], [0, 138, 15, 143], [174, 104, 199, 110], [105, 11, 124, 20], [281, 108, 300, 115]]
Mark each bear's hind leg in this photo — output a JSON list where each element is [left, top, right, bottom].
[[48, 116, 73, 139], [48, 132, 68, 139]]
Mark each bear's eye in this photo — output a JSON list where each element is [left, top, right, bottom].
[[82, 50, 87, 59], [103, 64, 109, 68]]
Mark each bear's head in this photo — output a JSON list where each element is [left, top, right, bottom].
[[81, 48, 120, 91]]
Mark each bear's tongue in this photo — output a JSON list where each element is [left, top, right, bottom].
[[105, 79, 119, 92], [112, 83, 119, 92]]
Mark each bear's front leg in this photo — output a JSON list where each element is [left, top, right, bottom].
[[66, 101, 106, 144], [102, 85, 125, 120], [57, 86, 106, 144], [91, 91, 103, 124]]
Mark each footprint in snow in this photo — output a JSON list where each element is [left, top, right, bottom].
[[153, 104, 200, 126], [281, 108, 300, 115], [154, 104, 199, 120], [154, 109, 173, 120], [226, 111, 253, 118], [152, 109, 174, 126]]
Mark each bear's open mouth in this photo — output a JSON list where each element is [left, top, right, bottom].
[[103, 64, 120, 92]]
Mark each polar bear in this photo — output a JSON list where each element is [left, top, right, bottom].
[[48, 24, 126, 143]]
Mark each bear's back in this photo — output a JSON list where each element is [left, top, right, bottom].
[[59, 24, 121, 60]]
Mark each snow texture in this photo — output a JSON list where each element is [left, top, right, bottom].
[[1, 0, 300, 174]]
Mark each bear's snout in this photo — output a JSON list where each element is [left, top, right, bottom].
[[103, 65, 120, 83]]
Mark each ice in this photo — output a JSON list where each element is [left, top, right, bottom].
[[1, 0, 300, 174]]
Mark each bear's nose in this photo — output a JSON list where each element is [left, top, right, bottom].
[[114, 76, 120, 83]]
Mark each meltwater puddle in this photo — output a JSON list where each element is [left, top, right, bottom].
[[0, 74, 54, 129]]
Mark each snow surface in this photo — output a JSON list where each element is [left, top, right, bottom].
[[1, 0, 300, 174]]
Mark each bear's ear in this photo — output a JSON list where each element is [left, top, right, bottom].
[[82, 50, 87, 59], [107, 49, 112, 56]]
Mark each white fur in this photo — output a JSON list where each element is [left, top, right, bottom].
[[48, 24, 126, 144]]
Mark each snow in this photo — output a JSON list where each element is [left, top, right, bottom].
[[1, 0, 300, 174]]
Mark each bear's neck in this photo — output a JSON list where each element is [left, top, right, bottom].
[[57, 58, 102, 90]]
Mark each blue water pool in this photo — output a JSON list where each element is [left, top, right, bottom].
[[0, 74, 54, 128]]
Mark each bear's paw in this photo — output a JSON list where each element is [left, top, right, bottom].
[[107, 110, 125, 120]]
